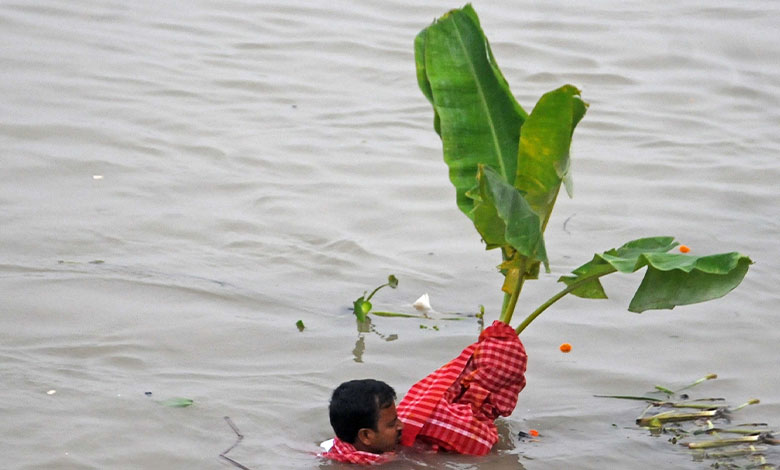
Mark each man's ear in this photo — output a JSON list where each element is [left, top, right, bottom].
[[357, 428, 374, 447]]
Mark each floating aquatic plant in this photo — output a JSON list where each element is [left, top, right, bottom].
[[157, 397, 194, 408], [352, 275, 398, 322]]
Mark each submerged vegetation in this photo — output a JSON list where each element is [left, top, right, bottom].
[[360, 4, 752, 334]]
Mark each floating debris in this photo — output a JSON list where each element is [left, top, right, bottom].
[[413, 293, 432, 313], [517, 429, 540, 441], [599, 375, 777, 469], [157, 397, 194, 408]]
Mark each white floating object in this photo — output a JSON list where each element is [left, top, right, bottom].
[[320, 438, 334, 451], [413, 293, 432, 312], [92, 175, 103, 180], [47, 390, 56, 395]]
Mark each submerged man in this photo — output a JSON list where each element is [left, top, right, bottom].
[[322, 320, 527, 463], [321, 379, 404, 464]]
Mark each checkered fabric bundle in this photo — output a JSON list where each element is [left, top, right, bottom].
[[320, 437, 392, 465], [397, 320, 527, 455]]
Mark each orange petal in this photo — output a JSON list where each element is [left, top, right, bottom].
[[559, 343, 572, 353], [679, 245, 690, 253]]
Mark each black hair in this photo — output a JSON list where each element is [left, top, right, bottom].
[[329, 379, 396, 444]]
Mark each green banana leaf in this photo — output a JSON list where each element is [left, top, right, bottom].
[[559, 236, 752, 312], [515, 85, 588, 230], [560, 236, 677, 298], [415, 4, 527, 217], [471, 165, 547, 265], [628, 252, 752, 312]]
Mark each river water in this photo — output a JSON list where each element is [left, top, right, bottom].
[[1, 1, 778, 469]]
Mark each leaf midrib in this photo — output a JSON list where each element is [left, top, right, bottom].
[[450, 15, 509, 181]]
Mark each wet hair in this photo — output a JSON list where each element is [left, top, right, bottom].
[[329, 379, 396, 444]]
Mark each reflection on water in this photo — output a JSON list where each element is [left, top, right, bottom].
[[353, 317, 399, 363]]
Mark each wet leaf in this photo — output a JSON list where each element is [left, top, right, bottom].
[[416, 4, 527, 217], [628, 252, 752, 312], [296, 320, 305, 332], [557, 237, 752, 313], [559, 236, 678, 299], [515, 84, 588, 230], [472, 165, 547, 266], [353, 298, 372, 323], [158, 397, 194, 408]]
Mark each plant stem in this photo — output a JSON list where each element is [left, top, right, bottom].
[[675, 374, 718, 393], [365, 283, 388, 302], [498, 247, 513, 322], [499, 259, 527, 324], [514, 268, 615, 335], [501, 293, 510, 317]]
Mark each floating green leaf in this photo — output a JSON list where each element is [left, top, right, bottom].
[[352, 275, 399, 322], [387, 275, 398, 289], [158, 397, 194, 408], [296, 320, 305, 332], [353, 298, 372, 323]]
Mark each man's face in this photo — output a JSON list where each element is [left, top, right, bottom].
[[364, 402, 403, 454]]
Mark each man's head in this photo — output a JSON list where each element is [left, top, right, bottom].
[[329, 379, 403, 454]]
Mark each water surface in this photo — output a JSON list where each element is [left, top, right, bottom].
[[1, 1, 778, 469]]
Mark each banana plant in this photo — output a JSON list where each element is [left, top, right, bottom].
[[415, 5, 751, 332]]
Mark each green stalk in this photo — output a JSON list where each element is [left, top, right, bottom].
[[365, 283, 389, 302], [514, 267, 615, 334], [501, 293, 511, 317], [694, 427, 764, 436], [498, 247, 515, 323], [594, 395, 664, 402], [731, 398, 760, 412], [687, 435, 760, 449], [675, 373, 718, 393], [499, 258, 527, 324], [636, 409, 720, 426]]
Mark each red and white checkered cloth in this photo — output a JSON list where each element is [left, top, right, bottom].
[[397, 320, 527, 455], [320, 437, 392, 465]]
